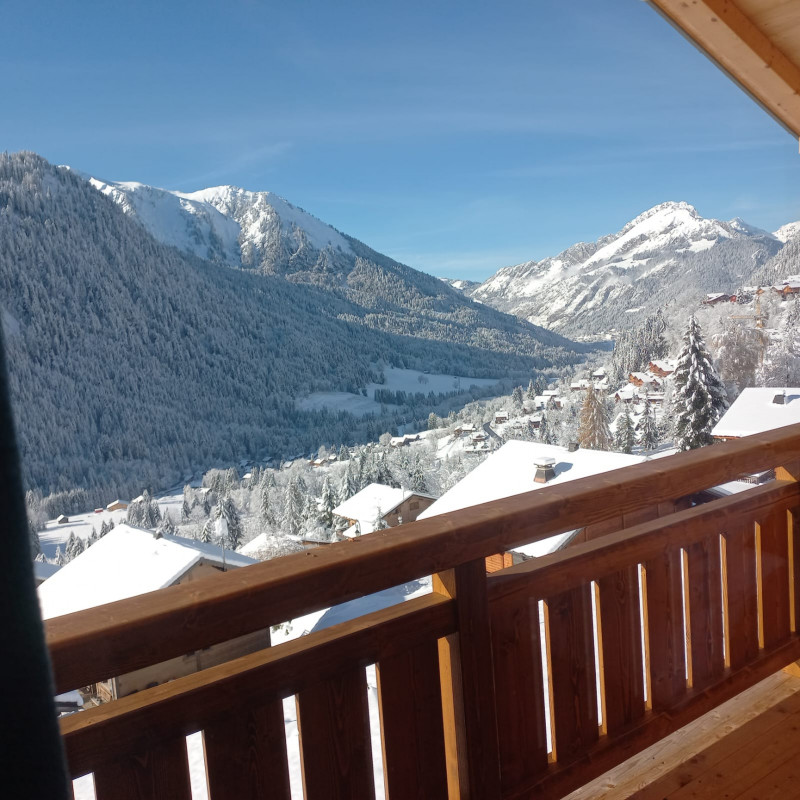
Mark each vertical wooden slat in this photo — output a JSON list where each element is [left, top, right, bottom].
[[203, 700, 291, 800], [724, 521, 759, 670], [377, 639, 448, 799], [686, 535, 724, 690], [92, 736, 191, 800], [296, 667, 375, 800], [489, 595, 548, 793], [434, 560, 502, 800], [759, 509, 791, 650], [597, 565, 645, 734], [545, 583, 598, 762], [644, 548, 686, 711]]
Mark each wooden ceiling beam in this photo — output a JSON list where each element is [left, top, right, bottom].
[[648, 0, 800, 141]]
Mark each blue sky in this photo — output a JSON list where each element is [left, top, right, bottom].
[[2, 0, 798, 280]]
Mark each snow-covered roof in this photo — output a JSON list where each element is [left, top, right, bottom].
[[333, 483, 413, 524], [418, 441, 646, 557], [38, 524, 256, 620], [649, 359, 676, 372], [711, 388, 800, 438]]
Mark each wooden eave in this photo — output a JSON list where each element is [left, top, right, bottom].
[[648, 0, 800, 141]]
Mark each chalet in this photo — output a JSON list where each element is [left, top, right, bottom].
[[419, 441, 648, 570], [494, 411, 509, 424], [38, 525, 261, 702], [56, 514, 69, 525], [648, 359, 677, 378], [105, 499, 128, 512], [471, 431, 489, 443], [592, 367, 606, 380], [390, 433, 421, 447], [781, 281, 800, 297], [712, 388, 800, 441], [332, 482, 436, 537], [629, 372, 661, 389], [453, 422, 477, 436], [703, 292, 734, 305]]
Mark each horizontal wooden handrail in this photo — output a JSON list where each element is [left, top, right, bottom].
[[46, 423, 800, 693], [60, 592, 456, 778], [488, 479, 800, 603]]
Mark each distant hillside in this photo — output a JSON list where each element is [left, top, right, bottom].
[[470, 201, 786, 337], [0, 153, 585, 501]]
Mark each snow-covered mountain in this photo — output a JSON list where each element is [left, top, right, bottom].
[[469, 202, 787, 337], [87, 177, 353, 276]]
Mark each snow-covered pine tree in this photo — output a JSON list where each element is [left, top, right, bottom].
[[320, 476, 336, 529], [199, 519, 214, 543], [29, 519, 41, 557], [614, 405, 636, 454], [158, 511, 177, 537], [373, 507, 389, 531], [511, 386, 524, 407], [99, 519, 110, 537], [527, 379, 536, 400], [181, 498, 191, 523], [578, 387, 611, 450], [259, 477, 275, 528], [282, 479, 304, 537], [640, 397, 659, 451], [215, 495, 243, 549], [54, 545, 65, 566], [673, 316, 728, 450]]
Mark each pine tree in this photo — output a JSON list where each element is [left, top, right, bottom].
[[181, 498, 191, 523], [640, 397, 659, 451], [158, 511, 177, 537], [578, 387, 611, 450], [54, 545, 65, 566], [320, 476, 337, 528], [673, 316, 729, 450], [614, 406, 636, 454], [282, 479, 304, 537], [29, 520, 41, 557], [215, 495, 243, 549], [526, 379, 536, 400], [99, 519, 110, 537], [199, 519, 214, 543], [427, 412, 439, 430], [259, 478, 275, 527], [373, 507, 389, 531], [511, 386, 524, 407]]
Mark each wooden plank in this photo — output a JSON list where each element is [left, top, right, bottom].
[[504, 636, 800, 800], [92, 735, 191, 800], [46, 425, 800, 693], [633, 690, 800, 800], [435, 560, 502, 800], [564, 670, 800, 800], [296, 667, 375, 800], [490, 480, 798, 606], [759, 508, 792, 649], [60, 594, 455, 779], [724, 521, 759, 670], [644, 549, 686, 711], [686, 535, 724, 691], [648, 0, 800, 138], [489, 594, 548, 794], [546, 583, 598, 762], [376, 639, 448, 800], [597, 565, 645, 734], [203, 700, 291, 800]]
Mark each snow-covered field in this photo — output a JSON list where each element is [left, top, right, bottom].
[[297, 367, 500, 416]]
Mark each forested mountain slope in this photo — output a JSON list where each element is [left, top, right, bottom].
[[469, 202, 785, 338], [0, 153, 583, 500]]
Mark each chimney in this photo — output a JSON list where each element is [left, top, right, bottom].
[[773, 391, 786, 405], [567, 441, 579, 452], [533, 457, 557, 484]]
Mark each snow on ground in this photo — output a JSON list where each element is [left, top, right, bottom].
[[296, 367, 500, 416], [39, 494, 185, 560]]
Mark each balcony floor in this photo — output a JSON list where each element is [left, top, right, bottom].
[[565, 667, 800, 800]]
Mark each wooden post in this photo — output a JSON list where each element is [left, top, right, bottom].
[[434, 560, 502, 800], [776, 459, 800, 672]]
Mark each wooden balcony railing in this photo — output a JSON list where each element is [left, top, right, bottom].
[[47, 424, 800, 799]]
